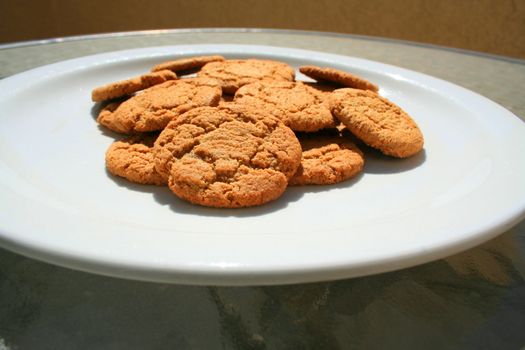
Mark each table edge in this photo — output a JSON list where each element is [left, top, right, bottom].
[[1, 27, 524, 65]]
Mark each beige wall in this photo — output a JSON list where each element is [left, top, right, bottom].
[[1, 0, 524, 59]]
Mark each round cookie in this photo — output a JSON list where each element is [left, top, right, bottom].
[[299, 65, 378, 92], [233, 81, 336, 132], [151, 55, 225, 73], [329, 88, 424, 158], [105, 133, 166, 186], [97, 78, 222, 134], [154, 103, 302, 208], [197, 59, 295, 94], [289, 131, 364, 186], [91, 70, 177, 102]]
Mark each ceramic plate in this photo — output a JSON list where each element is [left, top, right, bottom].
[[1, 44, 524, 285]]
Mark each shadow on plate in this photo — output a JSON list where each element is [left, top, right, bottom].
[[363, 147, 426, 174], [90, 101, 109, 121], [106, 167, 367, 218], [106, 169, 305, 218]]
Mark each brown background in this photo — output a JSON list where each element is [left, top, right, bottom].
[[1, 0, 524, 59]]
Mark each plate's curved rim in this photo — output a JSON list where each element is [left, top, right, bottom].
[[2, 28, 524, 65], [0, 44, 525, 286], [0, 211, 523, 286]]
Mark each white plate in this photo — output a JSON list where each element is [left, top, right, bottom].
[[0, 45, 524, 286]]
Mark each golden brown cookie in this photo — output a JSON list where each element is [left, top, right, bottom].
[[151, 55, 225, 73], [105, 134, 166, 186], [91, 70, 177, 102], [97, 78, 222, 134], [197, 59, 295, 94], [154, 103, 302, 208], [289, 131, 364, 186], [300, 65, 378, 92], [329, 88, 424, 158], [233, 81, 336, 132]]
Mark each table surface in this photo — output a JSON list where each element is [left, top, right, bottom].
[[0, 29, 524, 350]]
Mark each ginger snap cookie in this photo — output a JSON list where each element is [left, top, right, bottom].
[[151, 55, 225, 73], [97, 78, 222, 134], [290, 131, 364, 186], [330, 88, 424, 158], [197, 59, 295, 94], [105, 133, 166, 186], [300, 65, 378, 92], [233, 81, 336, 132], [91, 70, 177, 102], [154, 103, 302, 208]]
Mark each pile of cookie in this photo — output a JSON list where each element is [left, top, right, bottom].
[[92, 55, 424, 208]]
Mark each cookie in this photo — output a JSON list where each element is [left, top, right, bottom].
[[234, 81, 336, 132], [154, 103, 302, 208], [91, 70, 177, 102], [197, 59, 295, 94], [329, 88, 424, 158], [105, 133, 166, 186], [151, 55, 225, 73], [299, 65, 378, 92], [289, 131, 364, 186], [97, 78, 222, 134]]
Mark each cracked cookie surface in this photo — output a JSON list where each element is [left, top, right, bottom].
[[300, 65, 378, 92], [233, 81, 336, 132], [197, 59, 295, 94], [91, 70, 177, 102], [290, 131, 364, 186], [154, 103, 302, 207], [151, 55, 225, 73], [330, 88, 424, 158], [97, 78, 222, 133], [105, 133, 166, 185]]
